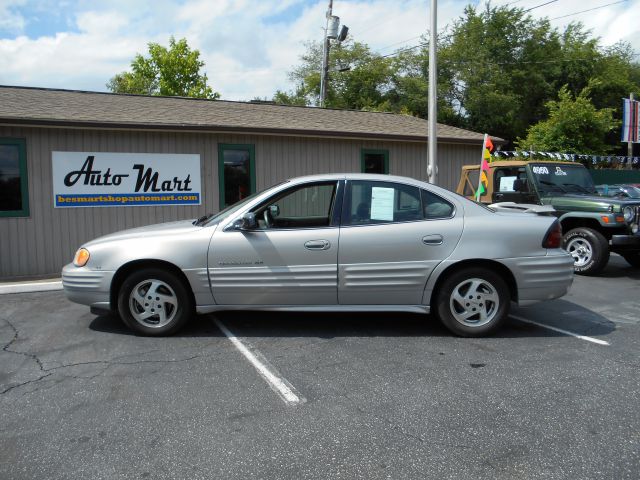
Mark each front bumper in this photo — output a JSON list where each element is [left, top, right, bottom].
[[61, 263, 114, 311], [610, 233, 640, 253]]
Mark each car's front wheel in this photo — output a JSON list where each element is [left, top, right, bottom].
[[563, 227, 609, 275], [435, 268, 510, 337], [117, 268, 194, 336]]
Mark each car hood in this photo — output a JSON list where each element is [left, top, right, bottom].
[[542, 193, 640, 211], [84, 219, 201, 246]]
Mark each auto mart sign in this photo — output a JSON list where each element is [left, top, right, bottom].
[[52, 152, 201, 207]]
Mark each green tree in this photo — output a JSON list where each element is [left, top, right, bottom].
[[107, 37, 219, 99], [517, 85, 617, 154], [274, 39, 397, 110], [275, 4, 639, 153], [436, 4, 563, 144]]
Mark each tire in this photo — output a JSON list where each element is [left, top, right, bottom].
[[622, 252, 640, 268], [117, 268, 194, 336], [563, 227, 609, 276], [435, 267, 510, 337]]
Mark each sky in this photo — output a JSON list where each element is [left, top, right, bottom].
[[0, 0, 638, 101]]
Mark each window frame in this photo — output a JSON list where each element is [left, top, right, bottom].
[[360, 148, 389, 175], [249, 180, 342, 230], [342, 179, 425, 227], [218, 143, 256, 210], [0, 138, 29, 218], [421, 188, 456, 220]]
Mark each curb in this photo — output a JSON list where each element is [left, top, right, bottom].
[[0, 280, 63, 295]]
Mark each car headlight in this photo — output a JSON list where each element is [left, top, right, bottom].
[[73, 248, 90, 267], [623, 206, 635, 223]]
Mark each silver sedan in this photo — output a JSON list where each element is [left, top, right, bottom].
[[62, 174, 574, 337]]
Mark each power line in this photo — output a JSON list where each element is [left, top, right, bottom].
[[549, 0, 628, 20], [380, 43, 426, 58], [523, 0, 559, 13], [377, 35, 424, 52], [353, 41, 638, 64]]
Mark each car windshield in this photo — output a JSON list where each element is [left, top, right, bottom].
[[607, 186, 640, 199], [530, 164, 596, 195], [625, 187, 640, 198]]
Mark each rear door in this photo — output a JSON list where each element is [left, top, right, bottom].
[[338, 180, 463, 305]]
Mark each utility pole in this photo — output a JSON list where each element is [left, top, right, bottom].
[[427, 0, 438, 184], [320, 0, 333, 108]]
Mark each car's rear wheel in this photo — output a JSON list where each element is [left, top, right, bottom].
[[435, 268, 510, 337], [563, 227, 609, 275], [622, 252, 640, 268], [117, 268, 193, 336]]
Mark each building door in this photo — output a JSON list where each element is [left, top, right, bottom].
[[218, 144, 255, 209]]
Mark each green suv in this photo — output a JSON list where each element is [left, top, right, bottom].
[[457, 160, 640, 275]]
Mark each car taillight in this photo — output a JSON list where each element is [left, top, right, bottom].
[[542, 220, 562, 249]]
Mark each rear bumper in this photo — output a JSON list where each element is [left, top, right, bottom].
[[499, 252, 574, 306], [62, 263, 114, 311]]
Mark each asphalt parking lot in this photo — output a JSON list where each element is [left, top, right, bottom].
[[1, 255, 640, 480]]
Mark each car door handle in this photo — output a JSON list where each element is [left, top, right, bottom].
[[422, 235, 443, 245], [304, 240, 331, 250]]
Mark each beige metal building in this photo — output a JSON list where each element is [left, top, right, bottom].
[[0, 86, 489, 278]]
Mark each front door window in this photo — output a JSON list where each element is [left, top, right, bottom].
[[253, 182, 337, 229]]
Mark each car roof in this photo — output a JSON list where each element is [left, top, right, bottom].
[[284, 173, 460, 201], [288, 173, 430, 187]]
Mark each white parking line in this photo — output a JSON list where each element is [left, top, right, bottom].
[[213, 317, 305, 405], [511, 314, 610, 346]]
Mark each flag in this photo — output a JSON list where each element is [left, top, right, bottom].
[[476, 134, 494, 201], [622, 98, 639, 143], [486, 136, 494, 153]]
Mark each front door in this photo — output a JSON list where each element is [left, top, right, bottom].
[[338, 180, 463, 305], [209, 181, 341, 305]]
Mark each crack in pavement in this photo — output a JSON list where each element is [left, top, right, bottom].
[[0, 316, 215, 396], [2, 315, 46, 371]]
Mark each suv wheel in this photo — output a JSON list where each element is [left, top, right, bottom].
[[435, 268, 510, 337], [563, 227, 609, 276]]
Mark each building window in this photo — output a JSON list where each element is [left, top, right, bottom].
[[0, 138, 29, 217], [218, 144, 256, 209], [361, 149, 389, 174]]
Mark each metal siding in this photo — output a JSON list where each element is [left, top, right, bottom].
[[0, 126, 474, 278]]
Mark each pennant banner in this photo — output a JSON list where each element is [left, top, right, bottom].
[[492, 150, 640, 166]]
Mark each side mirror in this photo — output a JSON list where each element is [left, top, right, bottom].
[[232, 212, 257, 231]]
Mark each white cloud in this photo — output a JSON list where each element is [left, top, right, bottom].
[[0, 0, 27, 34], [0, 0, 638, 99]]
